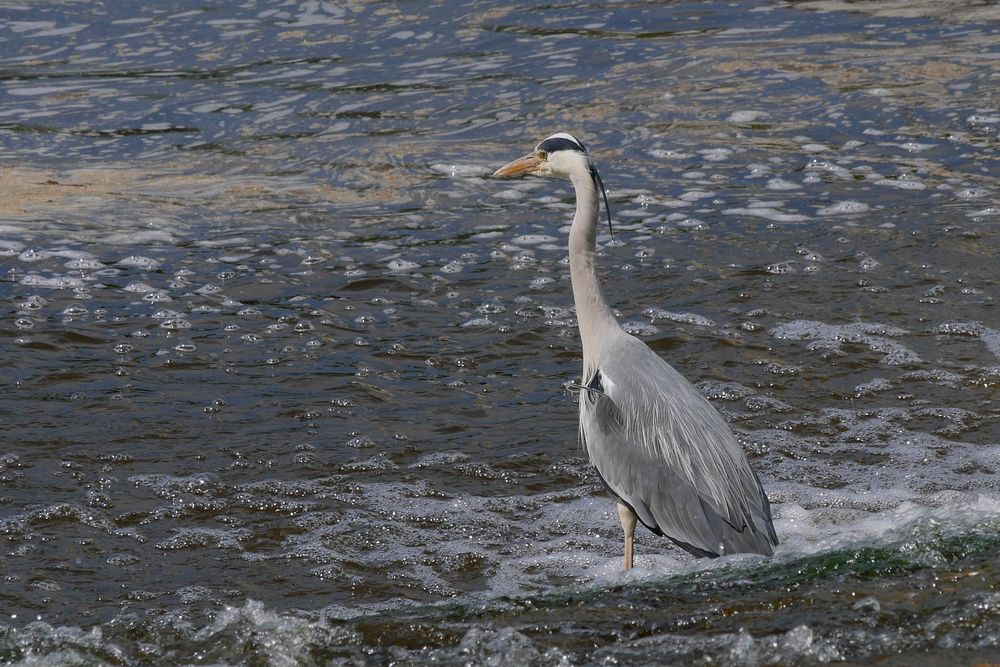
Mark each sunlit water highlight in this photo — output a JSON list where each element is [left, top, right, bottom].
[[1, 1, 999, 665]]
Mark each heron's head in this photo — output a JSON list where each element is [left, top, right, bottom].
[[493, 132, 614, 234], [492, 132, 591, 179]]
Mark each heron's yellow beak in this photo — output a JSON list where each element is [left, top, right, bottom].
[[493, 153, 543, 178]]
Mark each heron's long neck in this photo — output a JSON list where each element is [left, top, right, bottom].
[[568, 169, 618, 363]]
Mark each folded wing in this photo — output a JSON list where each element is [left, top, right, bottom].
[[579, 334, 777, 557]]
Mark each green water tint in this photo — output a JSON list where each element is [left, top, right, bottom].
[[2, 528, 997, 664], [326, 527, 1000, 663]]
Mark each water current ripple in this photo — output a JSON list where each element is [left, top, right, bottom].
[[1, 0, 999, 665]]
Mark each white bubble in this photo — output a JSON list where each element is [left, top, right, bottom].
[[511, 234, 557, 245], [620, 321, 659, 336], [722, 207, 809, 223], [18, 249, 53, 262], [387, 259, 420, 272], [765, 178, 802, 191], [65, 258, 105, 270], [20, 274, 85, 288], [727, 110, 768, 123], [117, 255, 162, 270], [641, 308, 714, 327], [817, 200, 870, 216], [0, 240, 26, 256]]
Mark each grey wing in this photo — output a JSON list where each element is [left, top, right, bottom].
[[579, 338, 777, 558]]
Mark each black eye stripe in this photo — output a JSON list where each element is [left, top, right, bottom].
[[536, 136, 586, 155]]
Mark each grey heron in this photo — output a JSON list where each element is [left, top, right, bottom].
[[493, 133, 778, 568]]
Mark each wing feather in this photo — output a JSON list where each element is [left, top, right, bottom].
[[579, 333, 777, 557]]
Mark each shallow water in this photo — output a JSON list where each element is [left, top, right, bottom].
[[1, 1, 999, 664]]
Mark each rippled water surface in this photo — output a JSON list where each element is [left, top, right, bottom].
[[2, 1, 1000, 664]]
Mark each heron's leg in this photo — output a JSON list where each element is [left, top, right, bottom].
[[617, 502, 637, 569]]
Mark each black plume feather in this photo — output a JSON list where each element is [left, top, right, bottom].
[[590, 164, 613, 237]]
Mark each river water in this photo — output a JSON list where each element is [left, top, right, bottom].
[[1, 1, 999, 665]]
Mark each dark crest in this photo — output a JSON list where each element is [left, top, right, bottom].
[[536, 134, 613, 237], [537, 135, 586, 155]]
